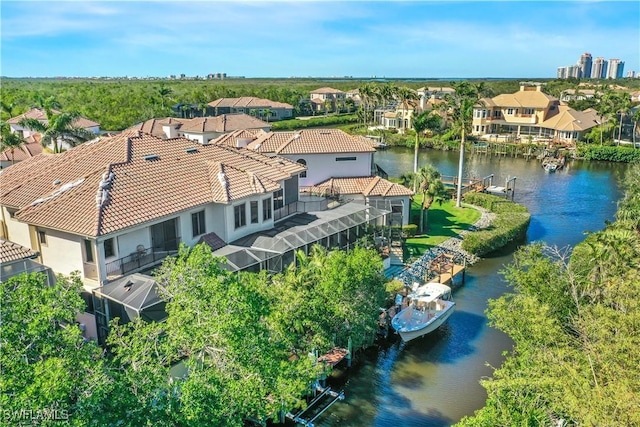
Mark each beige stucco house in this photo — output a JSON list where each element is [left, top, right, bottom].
[[471, 83, 600, 144]]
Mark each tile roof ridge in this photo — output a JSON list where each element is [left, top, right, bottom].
[[212, 161, 230, 203], [362, 176, 380, 196], [275, 130, 302, 154]]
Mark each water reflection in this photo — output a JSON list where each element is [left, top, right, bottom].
[[316, 148, 626, 426]]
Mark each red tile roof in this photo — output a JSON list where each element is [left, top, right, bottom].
[[208, 97, 293, 109], [174, 114, 270, 133], [0, 131, 304, 237], [212, 129, 267, 148], [247, 129, 376, 155], [0, 134, 43, 162], [7, 108, 100, 129], [310, 87, 345, 94], [308, 176, 413, 197], [0, 238, 38, 263], [128, 117, 185, 138]]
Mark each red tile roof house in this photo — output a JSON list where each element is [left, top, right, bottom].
[[129, 113, 271, 144], [6, 108, 101, 151], [217, 128, 413, 227], [207, 97, 294, 121], [0, 134, 43, 168], [0, 129, 392, 290]]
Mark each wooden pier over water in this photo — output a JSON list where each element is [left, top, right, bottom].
[[441, 173, 516, 200]]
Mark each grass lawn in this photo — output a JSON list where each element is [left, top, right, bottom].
[[404, 197, 481, 261]]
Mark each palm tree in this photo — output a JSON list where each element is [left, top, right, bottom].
[[396, 86, 418, 132], [412, 111, 441, 174], [19, 112, 93, 154], [0, 101, 18, 120], [157, 84, 173, 110], [358, 83, 377, 128], [443, 81, 483, 207], [0, 125, 26, 165], [261, 108, 272, 122], [415, 165, 448, 234], [632, 108, 640, 146]]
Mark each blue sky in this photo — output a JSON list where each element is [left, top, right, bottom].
[[1, 1, 639, 78]]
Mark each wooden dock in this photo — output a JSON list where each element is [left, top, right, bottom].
[[426, 253, 465, 287]]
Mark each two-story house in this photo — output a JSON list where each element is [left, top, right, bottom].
[[207, 97, 294, 121], [471, 83, 599, 144], [0, 130, 306, 289], [215, 128, 413, 226], [309, 87, 346, 113]]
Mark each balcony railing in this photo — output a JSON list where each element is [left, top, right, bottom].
[[274, 202, 300, 221], [105, 239, 180, 278]]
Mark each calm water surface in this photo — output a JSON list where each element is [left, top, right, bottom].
[[316, 147, 628, 427]]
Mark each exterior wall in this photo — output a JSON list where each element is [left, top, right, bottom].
[[224, 194, 275, 242], [179, 203, 227, 247], [38, 228, 84, 277], [9, 124, 38, 138], [87, 125, 101, 134], [3, 207, 32, 248], [115, 227, 151, 259], [282, 152, 373, 187]]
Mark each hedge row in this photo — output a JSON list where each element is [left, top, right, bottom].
[[576, 144, 640, 163], [271, 114, 358, 130], [461, 193, 531, 257]]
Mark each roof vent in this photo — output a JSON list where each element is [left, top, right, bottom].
[[185, 147, 198, 153], [143, 154, 159, 161], [293, 133, 301, 139], [53, 179, 61, 186]]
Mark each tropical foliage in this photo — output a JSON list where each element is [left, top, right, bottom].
[[1, 243, 388, 426], [458, 164, 640, 427]]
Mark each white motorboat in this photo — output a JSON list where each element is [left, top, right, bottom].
[[391, 282, 455, 342], [543, 162, 558, 173]]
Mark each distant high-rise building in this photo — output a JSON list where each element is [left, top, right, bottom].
[[557, 66, 568, 79], [626, 70, 636, 78], [607, 59, 624, 79], [591, 57, 607, 79], [578, 52, 592, 79], [567, 65, 581, 79]]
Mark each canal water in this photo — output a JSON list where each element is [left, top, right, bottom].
[[316, 147, 628, 427]]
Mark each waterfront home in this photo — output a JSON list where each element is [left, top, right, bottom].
[[560, 88, 599, 102], [310, 87, 346, 113], [471, 82, 599, 144], [215, 128, 413, 225], [0, 128, 393, 289], [207, 97, 294, 121], [0, 130, 305, 287]]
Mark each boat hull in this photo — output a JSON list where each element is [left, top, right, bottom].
[[392, 301, 456, 342]]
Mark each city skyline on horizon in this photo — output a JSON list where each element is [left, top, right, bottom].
[[1, 1, 639, 79]]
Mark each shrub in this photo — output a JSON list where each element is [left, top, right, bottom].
[[462, 193, 531, 257], [576, 144, 640, 163], [271, 114, 358, 130], [402, 224, 418, 237]]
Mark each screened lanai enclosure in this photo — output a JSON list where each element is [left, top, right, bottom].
[[212, 201, 392, 273]]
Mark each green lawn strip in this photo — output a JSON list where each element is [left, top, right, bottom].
[[404, 197, 481, 260]]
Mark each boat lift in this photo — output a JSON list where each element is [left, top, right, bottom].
[[286, 384, 345, 427]]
